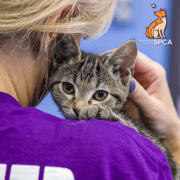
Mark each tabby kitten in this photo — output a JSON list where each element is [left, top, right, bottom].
[[49, 35, 179, 179]]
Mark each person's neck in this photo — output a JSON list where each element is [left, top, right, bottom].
[[0, 47, 42, 107]]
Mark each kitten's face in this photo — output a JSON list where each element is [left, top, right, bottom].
[[50, 35, 137, 120]]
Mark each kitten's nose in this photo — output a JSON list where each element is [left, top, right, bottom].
[[73, 100, 89, 117], [74, 100, 89, 109]]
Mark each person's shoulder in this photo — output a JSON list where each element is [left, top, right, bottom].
[[76, 120, 164, 161], [67, 119, 165, 164], [69, 120, 172, 180]]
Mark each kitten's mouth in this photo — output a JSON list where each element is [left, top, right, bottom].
[[63, 109, 87, 120], [69, 109, 93, 120], [73, 108, 79, 118], [74, 108, 100, 120], [62, 106, 102, 120], [61, 107, 79, 120], [63, 108, 80, 120]]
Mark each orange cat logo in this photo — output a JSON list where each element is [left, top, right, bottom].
[[146, 9, 167, 39]]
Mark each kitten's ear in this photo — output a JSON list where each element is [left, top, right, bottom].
[[106, 40, 137, 85], [50, 34, 81, 65]]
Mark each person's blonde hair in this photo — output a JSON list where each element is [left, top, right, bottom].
[[0, 0, 116, 105], [0, 0, 116, 38]]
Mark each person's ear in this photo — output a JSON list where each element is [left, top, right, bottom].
[[106, 40, 137, 85]]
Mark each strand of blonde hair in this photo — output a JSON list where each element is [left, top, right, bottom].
[[0, 0, 116, 38]]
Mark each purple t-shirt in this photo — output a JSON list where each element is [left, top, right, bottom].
[[0, 92, 172, 180]]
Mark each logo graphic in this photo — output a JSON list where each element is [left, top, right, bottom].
[[146, 9, 167, 39]]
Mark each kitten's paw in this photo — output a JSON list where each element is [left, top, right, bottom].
[[98, 108, 110, 120]]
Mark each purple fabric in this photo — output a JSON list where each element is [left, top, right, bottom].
[[0, 92, 172, 180]]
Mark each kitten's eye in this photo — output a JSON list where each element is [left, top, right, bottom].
[[93, 90, 108, 101], [62, 82, 75, 95]]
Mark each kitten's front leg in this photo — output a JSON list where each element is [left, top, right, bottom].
[[95, 106, 119, 122], [97, 108, 111, 121], [85, 105, 111, 121]]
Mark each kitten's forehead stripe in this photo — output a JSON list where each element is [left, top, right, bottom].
[[76, 53, 102, 86], [74, 53, 110, 90], [73, 61, 84, 84]]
